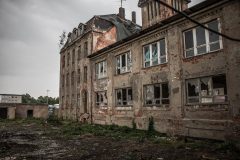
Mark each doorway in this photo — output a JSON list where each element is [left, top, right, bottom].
[[27, 110, 33, 118], [0, 108, 8, 119]]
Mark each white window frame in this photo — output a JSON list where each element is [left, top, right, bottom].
[[116, 51, 132, 74], [96, 61, 107, 79], [183, 19, 223, 58], [143, 38, 167, 68], [115, 88, 133, 106]]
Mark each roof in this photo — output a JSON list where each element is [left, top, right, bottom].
[[98, 14, 141, 41], [0, 94, 22, 96], [89, 0, 228, 58], [61, 14, 141, 52]]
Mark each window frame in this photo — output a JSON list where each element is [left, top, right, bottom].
[[96, 60, 107, 79], [143, 38, 167, 68], [143, 82, 170, 107], [185, 74, 228, 105], [116, 51, 132, 75], [183, 19, 223, 58], [95, 91, 108, 107], [115, 88, 133, 107]]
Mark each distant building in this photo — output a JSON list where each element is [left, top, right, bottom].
[[0, 94, 48, 120], [0, 94, 22, 104]]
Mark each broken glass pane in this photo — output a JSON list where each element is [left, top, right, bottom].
[[127, 52, 132, 71], [116, 57, 120, 74], [154, 85, 161, 99], [116, 90, 122, 105], [187, 79, 199, 97], [200, 77, 212, 96], [212, 75, 227, 95], [144, 46, 150, 62], [162, 83, 169, 98], [152, 43, 158, 65]]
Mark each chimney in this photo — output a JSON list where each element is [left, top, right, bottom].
[[132, 11, 136, 23], [119, 7, 125, 19]]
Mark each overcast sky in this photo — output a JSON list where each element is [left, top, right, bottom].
[[0, 0, 203, 98]]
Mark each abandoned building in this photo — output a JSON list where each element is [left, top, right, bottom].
[[0, 94, 48, 119], [59, 0, 240, 141]]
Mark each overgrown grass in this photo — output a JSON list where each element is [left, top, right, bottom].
[[1, 118, 239, 153]]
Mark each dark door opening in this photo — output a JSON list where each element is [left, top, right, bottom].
[[27, 110, 33, 118], [0, 108, 8, 119]]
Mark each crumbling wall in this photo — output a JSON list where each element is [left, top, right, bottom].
[[15, 104, 48, 119], [90, 1, 240, 140]]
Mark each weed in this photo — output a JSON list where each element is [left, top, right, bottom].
[[148, 116, 154, 133]]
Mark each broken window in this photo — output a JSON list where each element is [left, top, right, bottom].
[[96, 91, 107, 107], [143, 38, 167, 68], [184, 19, 222, 58], [96, 61, 107, 79], [144, 83, 169, 106], [186, 75, 227, 104], [116, 51, 132, 75], [116, 88, 133, 106]]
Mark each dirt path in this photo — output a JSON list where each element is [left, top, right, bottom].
[[0, 120, 239, 160]]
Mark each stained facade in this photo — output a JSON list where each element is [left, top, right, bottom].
[[59, 0, 240, 140]]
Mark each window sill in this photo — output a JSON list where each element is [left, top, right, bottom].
[[115, 106, 133, 111], [115, 71, 131, 77], [142, 63, 168, 70], [96, 77, 108, 80], [143, 105, 170, 111], [96, 106, 108, 110], [185, 102, 229, 106], [183, 49, 223, 61]]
